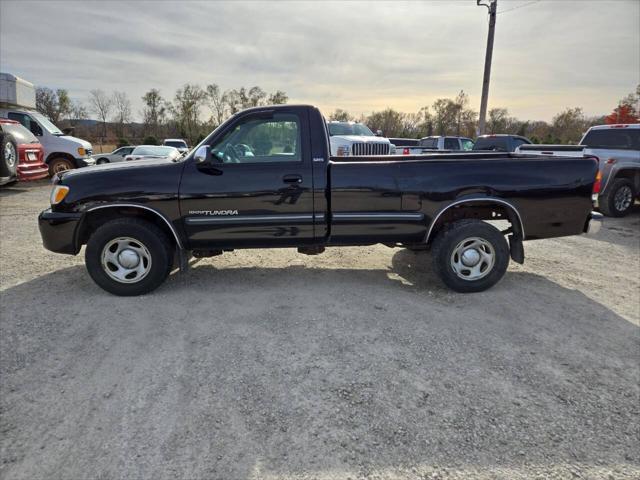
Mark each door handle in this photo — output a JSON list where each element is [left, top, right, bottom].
[[283, 174, 302, 184]]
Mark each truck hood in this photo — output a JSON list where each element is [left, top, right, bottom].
[[57, 157, 178, 181], [58, 135, 92, 149], [330, 135, 390, 144]]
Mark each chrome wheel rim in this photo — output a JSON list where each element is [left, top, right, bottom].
[[450, 237, 495, 281], [614, 186, 633, 212], [101, 237, 152, 284], [4, 142, 16, 168]]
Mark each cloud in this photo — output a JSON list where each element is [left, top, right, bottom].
[[1, 0, 638, 122]]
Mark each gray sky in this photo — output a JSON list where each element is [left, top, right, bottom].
[[1, 0, 639, 122]]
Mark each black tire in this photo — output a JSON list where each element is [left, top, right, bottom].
[[85, 218, 173, 296], [96, 158, 109, 165], [0, 134, 18, 178], [48, 157, 75, 176], [431, 219, 509, 293], [599, 179, 635, 217]]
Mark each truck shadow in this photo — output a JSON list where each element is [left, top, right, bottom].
[[1, 261, 638, 479]]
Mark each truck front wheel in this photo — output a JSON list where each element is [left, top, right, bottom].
[[85, 218, 173, 296], [431, 219, 509, 293], [48, 157, 75, 176]]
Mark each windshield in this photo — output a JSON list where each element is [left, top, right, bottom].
[[30, 111, 64, 135], [164, 140, 188, 148], [328, 123, 375, 137], [132, 146, 176, 156]]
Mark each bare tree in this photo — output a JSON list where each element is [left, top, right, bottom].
[[268, 90, 288, 105], [141, 89, 167, 138], [89, 89, 113, 138], [170, 84, 207, 145], [112, 91, 132, 137], [206, 84, 226, 127], [35, 87, 71, 123], [329, 109, 353, 122]]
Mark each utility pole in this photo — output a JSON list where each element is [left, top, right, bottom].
[[477, 0, 497, 136]]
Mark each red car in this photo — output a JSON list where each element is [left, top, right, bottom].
[[0, 118, 48, 185]]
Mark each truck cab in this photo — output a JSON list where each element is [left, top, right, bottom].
[[0, 73, 94, 175]]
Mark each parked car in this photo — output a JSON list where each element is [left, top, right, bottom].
[[0, 73, 94, 175], [516, 124, 640, 217], [93, 146, 136, 164], [327, 121, 392, 156], [419, 136, 475, 152], [0, 118, 48, 185], [473, 134, 531, 152], [124, 145, 182, 162], [162, 138, 189, 154], [39, 104, 602, 296]]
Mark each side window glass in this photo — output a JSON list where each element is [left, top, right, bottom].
[[444, 138, 458, 150], [211, 113, 301, 163], [8, 112, 29, 130], [461, 139, 474, 151]]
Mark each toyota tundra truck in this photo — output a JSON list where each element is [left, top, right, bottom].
[[39, 104, 602, 296]]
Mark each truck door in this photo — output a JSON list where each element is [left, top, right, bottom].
[[179, 107, 317, 249]]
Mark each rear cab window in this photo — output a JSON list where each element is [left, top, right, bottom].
[[474, 137, 509, 152], [581, 129, 640, 150]]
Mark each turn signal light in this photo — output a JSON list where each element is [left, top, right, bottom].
[[50, 185, 69, 205]]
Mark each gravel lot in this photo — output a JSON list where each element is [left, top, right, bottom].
[[1, 181, 639, 480]]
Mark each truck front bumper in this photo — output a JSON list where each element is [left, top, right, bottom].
[[584, 211, 603, 235], [38, 209, 82, 254], [74, 157, 95, 168]]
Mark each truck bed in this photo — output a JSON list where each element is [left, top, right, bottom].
[[328, 152, 597, 242]]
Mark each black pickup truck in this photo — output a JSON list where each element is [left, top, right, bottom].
[[39, 104, 602, 296]]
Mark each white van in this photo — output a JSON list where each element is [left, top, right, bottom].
[[0, 73, 94, 175]]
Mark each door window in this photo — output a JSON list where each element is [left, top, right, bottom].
[[444, 138, 459, 150], [460, 138, 474, 151], [212, 113, 301, 163], [8, 112, 42, 136]]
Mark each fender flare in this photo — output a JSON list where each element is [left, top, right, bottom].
[[424, 197, 525, 244], [77, 203, 185, 250]]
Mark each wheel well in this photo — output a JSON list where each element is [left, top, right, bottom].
[[76, 207, 180, 251], [611, 169, 640, 193], [426, 200, 524, 245], [46, 152, 75, 165]]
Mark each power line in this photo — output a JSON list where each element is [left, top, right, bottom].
[[497, 0, 542, 15]]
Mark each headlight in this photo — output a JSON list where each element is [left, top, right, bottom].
[[336, 145, 351, 156], [77, 147, 86, 156], [50, 185, 69, 205]]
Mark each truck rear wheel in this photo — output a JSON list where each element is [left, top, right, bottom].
[[85, 218, 173, 296], [599, 179, 635, 217], [0, 134, 18, 178], [48, 157, 74, 176], [431, 219, 509, 293]]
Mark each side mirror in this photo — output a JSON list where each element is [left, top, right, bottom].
[[375, 130, 383, 137], [194, 145, 210, 164]]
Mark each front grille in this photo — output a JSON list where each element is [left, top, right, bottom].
[[351, 142, 390, 155]]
